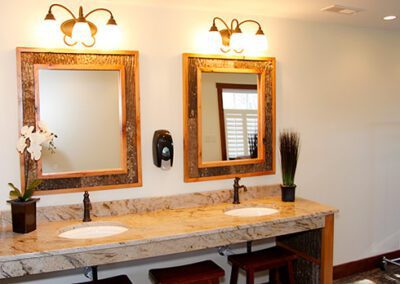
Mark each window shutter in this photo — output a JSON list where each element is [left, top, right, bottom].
[[224, 109, 258, 159]]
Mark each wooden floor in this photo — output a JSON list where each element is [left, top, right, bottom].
[[334, 268, 400, 283]]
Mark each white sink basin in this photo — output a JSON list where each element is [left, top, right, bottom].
[[58, 222, 128, 240], [224, 207, 279, 217]]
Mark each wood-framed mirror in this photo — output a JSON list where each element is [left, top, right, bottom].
[[183, 54, 275, 182], [17, 48, 142, 194]]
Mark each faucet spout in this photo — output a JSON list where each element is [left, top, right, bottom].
[[232, 177, 246, 204], [83, 191, 92, 222]]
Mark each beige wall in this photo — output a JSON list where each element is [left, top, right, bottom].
[[1, 0, 400, 282], [201, 72, 257, 162]]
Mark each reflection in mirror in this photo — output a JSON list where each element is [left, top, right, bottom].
[[38, 69, 124, 175], [201, 72, 259, 162]]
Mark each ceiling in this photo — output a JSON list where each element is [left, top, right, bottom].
[[110, 0, 400, 30]]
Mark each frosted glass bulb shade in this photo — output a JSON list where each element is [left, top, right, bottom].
[[42, 19, 59, 33], [208, 30, 222, 51], [254, 34, 268, 51], [98, 24, 121, 49], [40, 18, 61, 47], [72, 21, 92, 44], [230, 32, 244, 51], [105, 24, 121, 42]]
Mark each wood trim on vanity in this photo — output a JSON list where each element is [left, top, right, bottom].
[[277, 242, 321, 265], [333, 249, 400, 280], [321, 214, 334, 283]]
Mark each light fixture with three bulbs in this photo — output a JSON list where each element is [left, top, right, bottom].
[[208, 17, 268, 53], [43, 4, 120, 47]]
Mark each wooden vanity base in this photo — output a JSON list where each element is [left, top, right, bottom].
[[277, 214, 334, 284]]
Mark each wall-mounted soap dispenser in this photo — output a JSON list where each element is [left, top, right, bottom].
[[153, 130, 174, 170]]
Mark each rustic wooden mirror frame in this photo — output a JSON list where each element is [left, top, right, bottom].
[[183, 53, 276, 182], [17, 48, 142, 194]]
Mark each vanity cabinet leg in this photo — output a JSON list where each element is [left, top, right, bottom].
[[321, 214, 334, 284]]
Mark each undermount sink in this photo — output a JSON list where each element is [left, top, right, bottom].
[[224, 207, 279, 217], [58, 222, 128, 240]]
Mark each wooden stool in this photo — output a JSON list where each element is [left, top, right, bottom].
[[149, 260, 225, 284], [74, 274, 132, 284], [228, 246, 297, 284]]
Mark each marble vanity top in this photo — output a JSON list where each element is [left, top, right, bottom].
[[0, 186, 337, 278]]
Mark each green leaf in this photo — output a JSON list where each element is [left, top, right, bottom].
[[8, 183, 22, 200], [8, 182, 20, 192], [22, 188, 34, 201], [9, 190, 20, 198]]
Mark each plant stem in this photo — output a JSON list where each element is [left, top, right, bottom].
[[24, 153, 30, 193]]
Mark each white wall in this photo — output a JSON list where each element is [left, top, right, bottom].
[[1, 0, 400, 282]]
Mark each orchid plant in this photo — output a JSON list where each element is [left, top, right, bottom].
[[9, 122, 57, 202]]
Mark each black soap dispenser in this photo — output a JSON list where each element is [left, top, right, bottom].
[[153, 130, 174, 170]]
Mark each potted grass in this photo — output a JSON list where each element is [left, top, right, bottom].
[[7, 122, 56, 233], [279, 130, 300, 202]]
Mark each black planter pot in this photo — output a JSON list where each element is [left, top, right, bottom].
[[281, 185, 296, 202], [7, 198, 40, 234]]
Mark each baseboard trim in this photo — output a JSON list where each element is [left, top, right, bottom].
[[333, 249, 400, 280]]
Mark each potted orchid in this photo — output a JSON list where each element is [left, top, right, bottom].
[[7, 121, 56, 233]]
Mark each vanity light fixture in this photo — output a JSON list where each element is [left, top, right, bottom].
[[43, 4, 119, 47], [208, 17, 268, 53]]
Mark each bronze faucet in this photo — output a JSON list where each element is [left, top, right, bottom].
[[233, 177, 247, 204], [83, 191, 92, 222]]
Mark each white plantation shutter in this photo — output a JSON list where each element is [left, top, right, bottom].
[[220, 87, 258, 160], [246, 113, 258, 137], [224, 109, 258, 159]]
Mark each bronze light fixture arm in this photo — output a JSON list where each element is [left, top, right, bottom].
[[84, 8, 116, 23], [231, 18, 240, 31], [237, 19, 262, 29], [212, 17, 232, 33], [238, 19, 265, 35], [47, 4, 77, 19]]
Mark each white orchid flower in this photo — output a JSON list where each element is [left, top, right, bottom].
[[16, 136, 27, 153], [17, 122, 57, 160], [20, 125, 34, 138], [27, 132, 47, 160], [37, 121, 49, 133], [37, 121, 56, 143], [27, 143, 42, 160]]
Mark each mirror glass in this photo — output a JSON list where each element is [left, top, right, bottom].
[[38, 69, 123, 174], [201, 72, 259, 162]]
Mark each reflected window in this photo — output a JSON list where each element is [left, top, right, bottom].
[[216, 83, 258, 160]]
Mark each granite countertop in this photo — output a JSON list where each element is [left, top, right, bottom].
[[0, 190, 338, 278]]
